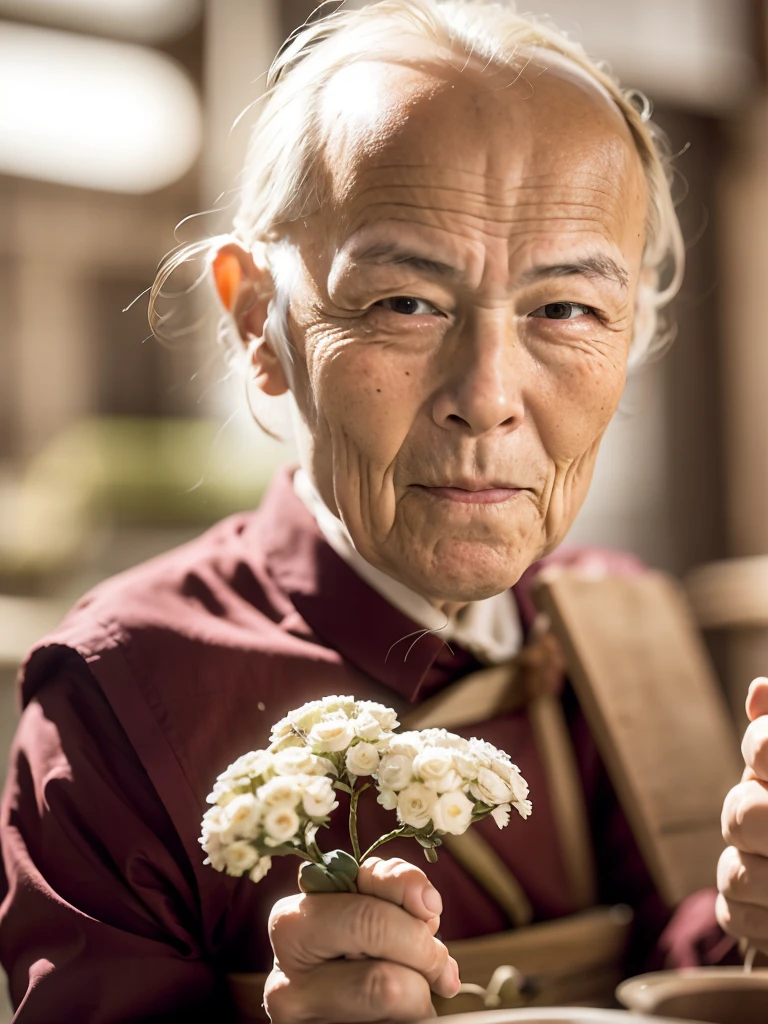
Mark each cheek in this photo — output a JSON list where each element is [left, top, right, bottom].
[[305, 332, 427, 461], [534, 349, 626, 460]]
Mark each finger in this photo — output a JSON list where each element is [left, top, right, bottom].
[[742, 717, 768, 783], [357, 857, 442, 927], [717, 846, 768, 910], [722, 779, 768, 854], [264, 959, 437, 1023], [747, 677, 768, 723], [716, 892, 768, 954], [269, 893, 458, 997]]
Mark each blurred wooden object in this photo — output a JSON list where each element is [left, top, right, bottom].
[[717, 95, 768, 727], [533, 570, 741, 907], [686, 556, 768, 630], [685, 556, 768, 726]]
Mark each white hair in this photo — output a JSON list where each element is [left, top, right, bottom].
[[151, 0, 685, 373]]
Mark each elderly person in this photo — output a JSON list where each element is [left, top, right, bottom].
[[0, 1, 761, 1021]]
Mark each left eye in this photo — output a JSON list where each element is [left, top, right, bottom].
[[374, 296, 441, 316], [529, 302, 595, 320]]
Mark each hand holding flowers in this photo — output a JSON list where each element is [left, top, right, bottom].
[[200, 695, 531, 892]]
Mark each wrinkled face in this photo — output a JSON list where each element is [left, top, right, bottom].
[[280, 57, 647, 604]]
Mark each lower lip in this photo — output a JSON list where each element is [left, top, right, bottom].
[[419, 486, 524, 505]]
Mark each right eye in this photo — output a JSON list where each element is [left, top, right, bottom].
[[373, 296, 443, 316]]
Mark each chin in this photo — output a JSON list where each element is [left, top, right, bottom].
[[392, 539, 538, 604]]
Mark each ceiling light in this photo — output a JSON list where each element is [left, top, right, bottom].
[[0, 22, 202, 193]]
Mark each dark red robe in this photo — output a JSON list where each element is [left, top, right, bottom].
[[0, 468, 730, 1022]]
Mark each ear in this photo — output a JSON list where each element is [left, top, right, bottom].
[[211, 241, 289, 397]]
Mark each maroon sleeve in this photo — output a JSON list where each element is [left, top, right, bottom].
[[0, 659, 227, 1023]]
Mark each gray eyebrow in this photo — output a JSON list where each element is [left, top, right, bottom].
[[519, 254, 629, 290], [350, 241, 464, 281], [348, 243, 628, 291]]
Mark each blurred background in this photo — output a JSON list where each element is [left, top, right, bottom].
[[0, 1, 767, 1018]]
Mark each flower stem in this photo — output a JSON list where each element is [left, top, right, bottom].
[[360, 826, 409, 863], [349, 786, 362, 861]]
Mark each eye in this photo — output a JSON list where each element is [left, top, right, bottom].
[[529, 301, 596, 320], [374, 296, 443, 316]]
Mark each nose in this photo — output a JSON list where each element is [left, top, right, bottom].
[[431, 308, 525, 436]]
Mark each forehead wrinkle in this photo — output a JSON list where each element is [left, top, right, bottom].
[[345, 199, 624, 242]]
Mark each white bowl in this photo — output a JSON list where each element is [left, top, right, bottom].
[[420, 1008, 706, 1023], [617, 966, 768, 1022]]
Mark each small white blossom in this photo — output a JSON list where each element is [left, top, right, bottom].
[[397, 783, 435, 829], [301, 776, 338, 818], [264, 806, 301, 843], [507, 768, 530, 804], [378, 752, 415, 791], [273, 746, 315, 775], [470, 766, 514, 806], [353, 712, 384, 741], [359, 701, 399, 731], [249, 856, 272, 883], [412, 746, 454, 783], [490, 803, 511, 829], [223, 840, 259, 876], [224, 793, 262, 839], [306, 755, 338, 777], [377, 787, 398, 810], [346, 742, 380, 777], [513, 798, 533, 820], [307, 718, 355, 753], [433, 790, 474, 835], [258, 776, 301, 808], [452, 752, 479, 780]]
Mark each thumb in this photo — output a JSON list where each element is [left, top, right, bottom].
[[356, 857, 442, 930], [746, 677, 768, 722]]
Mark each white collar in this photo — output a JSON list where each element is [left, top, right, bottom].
[[293, 469, 522, 665]]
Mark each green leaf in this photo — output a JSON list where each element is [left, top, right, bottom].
[[423, 846, 439, 864], [322, 848, 360, 884], [298, 852, 359, 893], [298, 862, 346, 893], [333, 781, 354, 795]]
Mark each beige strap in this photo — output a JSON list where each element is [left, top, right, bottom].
[[401, 644, 598, 921], [527, 692, 597, 910], [441, 829, 533, 927], [401, 661, 525, 731], [534, 569, 742, 907]]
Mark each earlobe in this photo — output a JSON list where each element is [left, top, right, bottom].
[[249, 335, 290, 397]]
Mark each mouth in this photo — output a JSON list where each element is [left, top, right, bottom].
[[413, 483, 528, 506]]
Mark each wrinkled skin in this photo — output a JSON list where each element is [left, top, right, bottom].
[[219, 55, 649, 1024]]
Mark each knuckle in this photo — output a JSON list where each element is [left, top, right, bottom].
[[268, 895, 308, 951], [263, 969, 302, 1024], [717, 847, 746, 896], [363, 960, 403, 1010], [362, 961, 431, 1017], [722, 784, 752, 845], [744, 720, 768, 769], [354, 895, 390, 950]]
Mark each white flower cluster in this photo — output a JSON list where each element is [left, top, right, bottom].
[[200, 696, 531, 886], [375, 728, 532, 836]]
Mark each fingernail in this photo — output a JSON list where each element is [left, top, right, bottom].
[[422, 885, 442, 916]]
